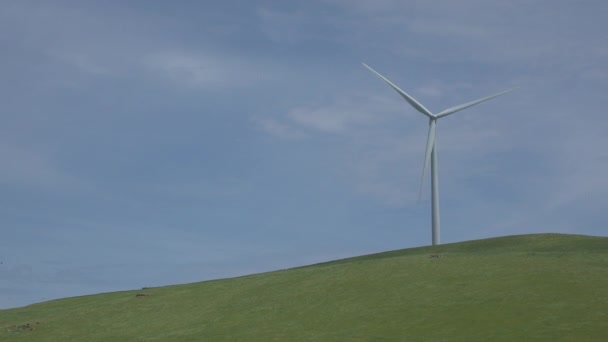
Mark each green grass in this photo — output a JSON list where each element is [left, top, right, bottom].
[[2, 233, 607, 341]]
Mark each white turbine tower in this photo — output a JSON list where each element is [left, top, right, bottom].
[[363, 63, 515, 246]]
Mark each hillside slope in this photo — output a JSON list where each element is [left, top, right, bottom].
[[2, 233, 607, 341]]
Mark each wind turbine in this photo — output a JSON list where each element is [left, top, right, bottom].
[[362, 63, 515, 246]]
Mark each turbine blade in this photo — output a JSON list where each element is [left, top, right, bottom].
[[419, 119, 436, 201], [362, 63, 435, 119], [435, 87, 517, 119]]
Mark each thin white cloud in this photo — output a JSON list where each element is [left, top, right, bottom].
[[48, 50, 113, 76], [287, 95, 402, 134], [145, 51, 281, 88], [253, 118, 307, 140], [288, 105, 373, 133]]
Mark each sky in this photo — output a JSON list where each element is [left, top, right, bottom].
[[1, 0, 607, 309]]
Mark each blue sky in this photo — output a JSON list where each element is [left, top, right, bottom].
[[1, 0, 607, 308]]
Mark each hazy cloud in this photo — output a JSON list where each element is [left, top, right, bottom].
[[145, 51, 283, 88], [253, 118, 307, 140]]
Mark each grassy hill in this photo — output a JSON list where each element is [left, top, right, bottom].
[[2, 233, 607, 341]]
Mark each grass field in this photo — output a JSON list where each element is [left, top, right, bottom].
[[1, 233, 607, 341]]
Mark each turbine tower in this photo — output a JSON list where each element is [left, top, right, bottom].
[[363, 63, 515, 246]]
